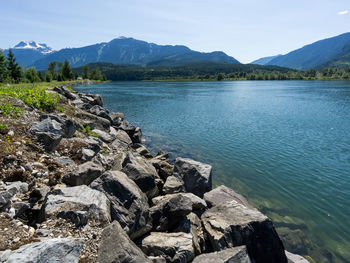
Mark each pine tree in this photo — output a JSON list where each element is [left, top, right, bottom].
[[25, 67, 38, 83], [83, 65, 89, 79], [7, 49, 22, 83], [48, 61, 57, 78], [62, 59, 73, 80], [0, 50, 8, 83]]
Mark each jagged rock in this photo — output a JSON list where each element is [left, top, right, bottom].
[[201, 200, 287, 263], [133, 127, 142, 143], [41, 185, 110, 226], [78, 93, 103, 106], [98, 221, 151, 263], [53, 86, 79, 100], [88, 105, 112, 123], [150, 193, 206, 232], [91, 129, 115, 143], [62, 161, 104, 186], [56, 157, 75, 166], [110, 112, 124, 127], [163, 176, 185, 194], [203, 185, 252, 208], [30, 118, 64, 150], [81, 148, 95, 162], [81, 137, 102, 162], [3, 181, 29, 194], [173, 157, 212, 198], [148, 256, 167, 263], [0, 238, 84, 263], [174, 213, 207, 255], [141, 232, 194, 263], [115, 129, 133, 145], [29, 185, 50, 203], [93, 153, 110, 169], [151, 159, 174, 180], [90, 171, 152, 240], [0, 191, 12, 212], [286, 251, 310, 263], [192, 246, 251, 263], [40, 114, 76, 138], [133, 143, 152, 158], [122, 153, 159, 197]]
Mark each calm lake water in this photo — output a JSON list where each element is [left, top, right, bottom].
[[75, 81, 350, 263]]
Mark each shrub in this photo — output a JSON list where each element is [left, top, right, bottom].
[[0, 102, 24, 117]]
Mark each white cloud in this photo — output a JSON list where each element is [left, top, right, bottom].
[[338, 10, 349, 15]]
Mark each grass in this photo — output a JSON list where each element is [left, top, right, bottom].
[[81, 125, 99, 138], [0, 101, 24, 117], [0, 122, 8, 130]]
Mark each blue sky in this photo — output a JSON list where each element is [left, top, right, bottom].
[[1, 0, 350, 63]]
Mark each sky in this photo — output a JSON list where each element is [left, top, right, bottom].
[[1, 0, 350, 63]]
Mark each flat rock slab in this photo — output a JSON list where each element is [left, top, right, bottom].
[[41, 185, 110, 226], [286, 251, 310, 263], [63, 161, 104, 186], [192, 246, 251, 263], [141, 232, 194, 263], [90, 171, 152, 240], [204, 185, 252, 208], [173, 157, 212, 198], [98, 221, 151, 263], [202, 200, 287, 263], [0, 238, 84, 263]]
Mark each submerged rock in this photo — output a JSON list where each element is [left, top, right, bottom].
[[141, 232, 194, 263], [98, 221, 151, 263], [0, 238, 84, 263], [192, 246, 251, 263], [90, 171, 152, 240], [173, 157, 212, 198]]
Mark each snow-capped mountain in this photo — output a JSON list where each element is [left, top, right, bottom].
[[14, 41, 54, 54]]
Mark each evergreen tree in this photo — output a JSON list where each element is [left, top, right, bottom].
[[83, 65, 89, 79], [45, 72, 52, 82], [38, 71, 45, 82], [0, 50, 8, 83], [48, 61, 57, 77], [7, 49, 22, 83], [25, 67, 39, 83], [62, 59, 73, 80]]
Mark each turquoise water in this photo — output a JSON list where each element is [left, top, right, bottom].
[[75, 81, 350, 262]]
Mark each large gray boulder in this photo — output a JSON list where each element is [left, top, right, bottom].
[[122, 153, 159, 197], [63, 161, 104, 186], [30, 118, 64, 150], [92, 129, 115, 143], [98, 221, 151, 263], [1, 182, 29, 211], [141, 232, 194, 263], [286, 251, 310, 263], [88, 105, 112, 123], [90, 171, 152, 240], [201, 200, 287, 263], [204, 185, 252, 208], [150, 193, 207, 232], [41, 185, 110, 226], [151, 159, 174, 180], [53, 86, 79, 100], [173, 157, 212, 198], [192, 246, 251, 263], [75, 110, 110, 131], [40, 114, 76, 138], [0, 238, 84, 263], [78, 93, 103, 106], [163, 176, 185, 194]]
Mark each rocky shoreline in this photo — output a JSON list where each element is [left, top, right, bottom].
[[0, 84, 309, 262]]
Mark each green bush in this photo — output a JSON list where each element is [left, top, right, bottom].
[[0, 102, 24, 117]]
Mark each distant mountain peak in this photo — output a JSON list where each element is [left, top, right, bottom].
[[13, 41, 54, 54]]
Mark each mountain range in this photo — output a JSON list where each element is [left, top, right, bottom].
[[252, 32, 350, 70], [1, 37, 240, 70]]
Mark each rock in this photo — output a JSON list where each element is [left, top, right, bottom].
[[110, 112, 125, 126], [56, 157, 75, 166], [201, 200, 287, 263], [133, 127, 142, 143], [98, 221, 151, 263], [40, 114, 76, 138], [91, 129, 115, 143], [115, 129, 133, 145], [30, 118, 64, 151], [133, 143, 152, 158], [90, 171, 152, 240], [122, 153, 158, 197], [192, 246, 251, 263], [148, 256, 167, 263], [173, 157, 212, 198], [30, 185, 50, 203], [0, 238, 84, 263], [81, 148, 96, 162], [0, 191, 12, 212], [286, 251, 310, 263], [54, 86, 79, 100], [88, 105, 112, 122], [150, 193, 206, 232], [79, 93, 103, 106], [163, 176, 185, 194], [41, 185, 110, 226], [174, 213, 207, 255], [4, 181, 29, 194], [63, 161, 104, 186], [57, 210, 88, 227], [203, 185, 252, 208], [141, 232, 194, 263], [75, 110, 110, 131], [151, 159, 174, 180]]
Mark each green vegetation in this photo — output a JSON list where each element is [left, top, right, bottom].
[[81, 125, 99, 137], [0, 122, 7, 130], [73, 62, 350, 81], [0, 101, 24, 117]]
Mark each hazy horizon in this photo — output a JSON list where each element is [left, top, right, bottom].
[[1, 0, 350, 63]]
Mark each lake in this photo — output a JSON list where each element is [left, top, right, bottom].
[[75, 81, 350, 263]]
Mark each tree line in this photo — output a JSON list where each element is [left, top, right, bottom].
[[0, 49, 106, 84]]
